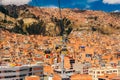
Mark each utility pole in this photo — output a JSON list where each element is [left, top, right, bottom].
[[58, 0, 68, 79], [58, 0, 62, 20], [58, 0, 64, 35]]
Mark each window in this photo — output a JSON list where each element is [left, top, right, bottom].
[[34, 72, 40, 75], [29, 73, 32, 76], [19, 74, 26, 77], [86, 54, 92, 57], [4, 70, 16, 73], [0, 76, 4, 79], [98, 78, 105, 80], [97, 71, 100, 74], [29, 68, 32, 71], [4, 75, 16, 78], [20, 69, 28, 71], [62, 78, 70, 80], [101, 71, 104, 74], [89, 71, 93, 73], [41, 72, 43, 74], [109, 70, 112, 73], [106, 71, 109, 73], [33, 68, 41, 71], [113, 70, 117, 72]]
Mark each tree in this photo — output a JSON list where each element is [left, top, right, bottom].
[[26, 19, 45, 35], [51, 16, 73, 36], [0, 6, 8, 22], [13, 18, 45, 35]]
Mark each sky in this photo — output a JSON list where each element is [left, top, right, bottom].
[[0, 0, 120, 12]]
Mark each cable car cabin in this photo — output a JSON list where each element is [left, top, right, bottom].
[[44, 48, 51, 58], [44, 48, 51, 54], [86, 54, 92, 58], [62, 35, 69, 43], [70, 59, 75, 64], [60, 46, 68, 55], [55, 45, 60, 50], [70, 59, 75, 69]]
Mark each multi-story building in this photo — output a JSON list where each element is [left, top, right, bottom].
[[88, 66, 119, 80], [0, 62, 43, 80], [73, 62, 91, 74]]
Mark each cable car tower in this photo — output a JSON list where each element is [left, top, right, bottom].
[[53, 0, 75, 79]]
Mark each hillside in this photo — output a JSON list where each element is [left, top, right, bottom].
[[0, 5, 120, 36]]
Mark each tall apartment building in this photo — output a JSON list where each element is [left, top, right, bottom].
[[0, 62, 43, 80]]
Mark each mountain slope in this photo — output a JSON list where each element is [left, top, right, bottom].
[[0, 5, 120, 36]]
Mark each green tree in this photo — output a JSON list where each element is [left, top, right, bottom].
[[26, 19, 45, 35], [51, 16, 73, 36]]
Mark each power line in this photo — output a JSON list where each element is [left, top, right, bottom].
[[58, 0, 62, 19], [34, 0, 43, 15], [57, 0, 65, 36]]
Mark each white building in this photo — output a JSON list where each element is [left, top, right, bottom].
[[88, 66, 119, 80], [0, 62, 43, 80], [73, 62, 91, 74]]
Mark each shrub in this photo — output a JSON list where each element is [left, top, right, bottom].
[[51, 16, 73, 35], [97, 25, 114, 35]]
